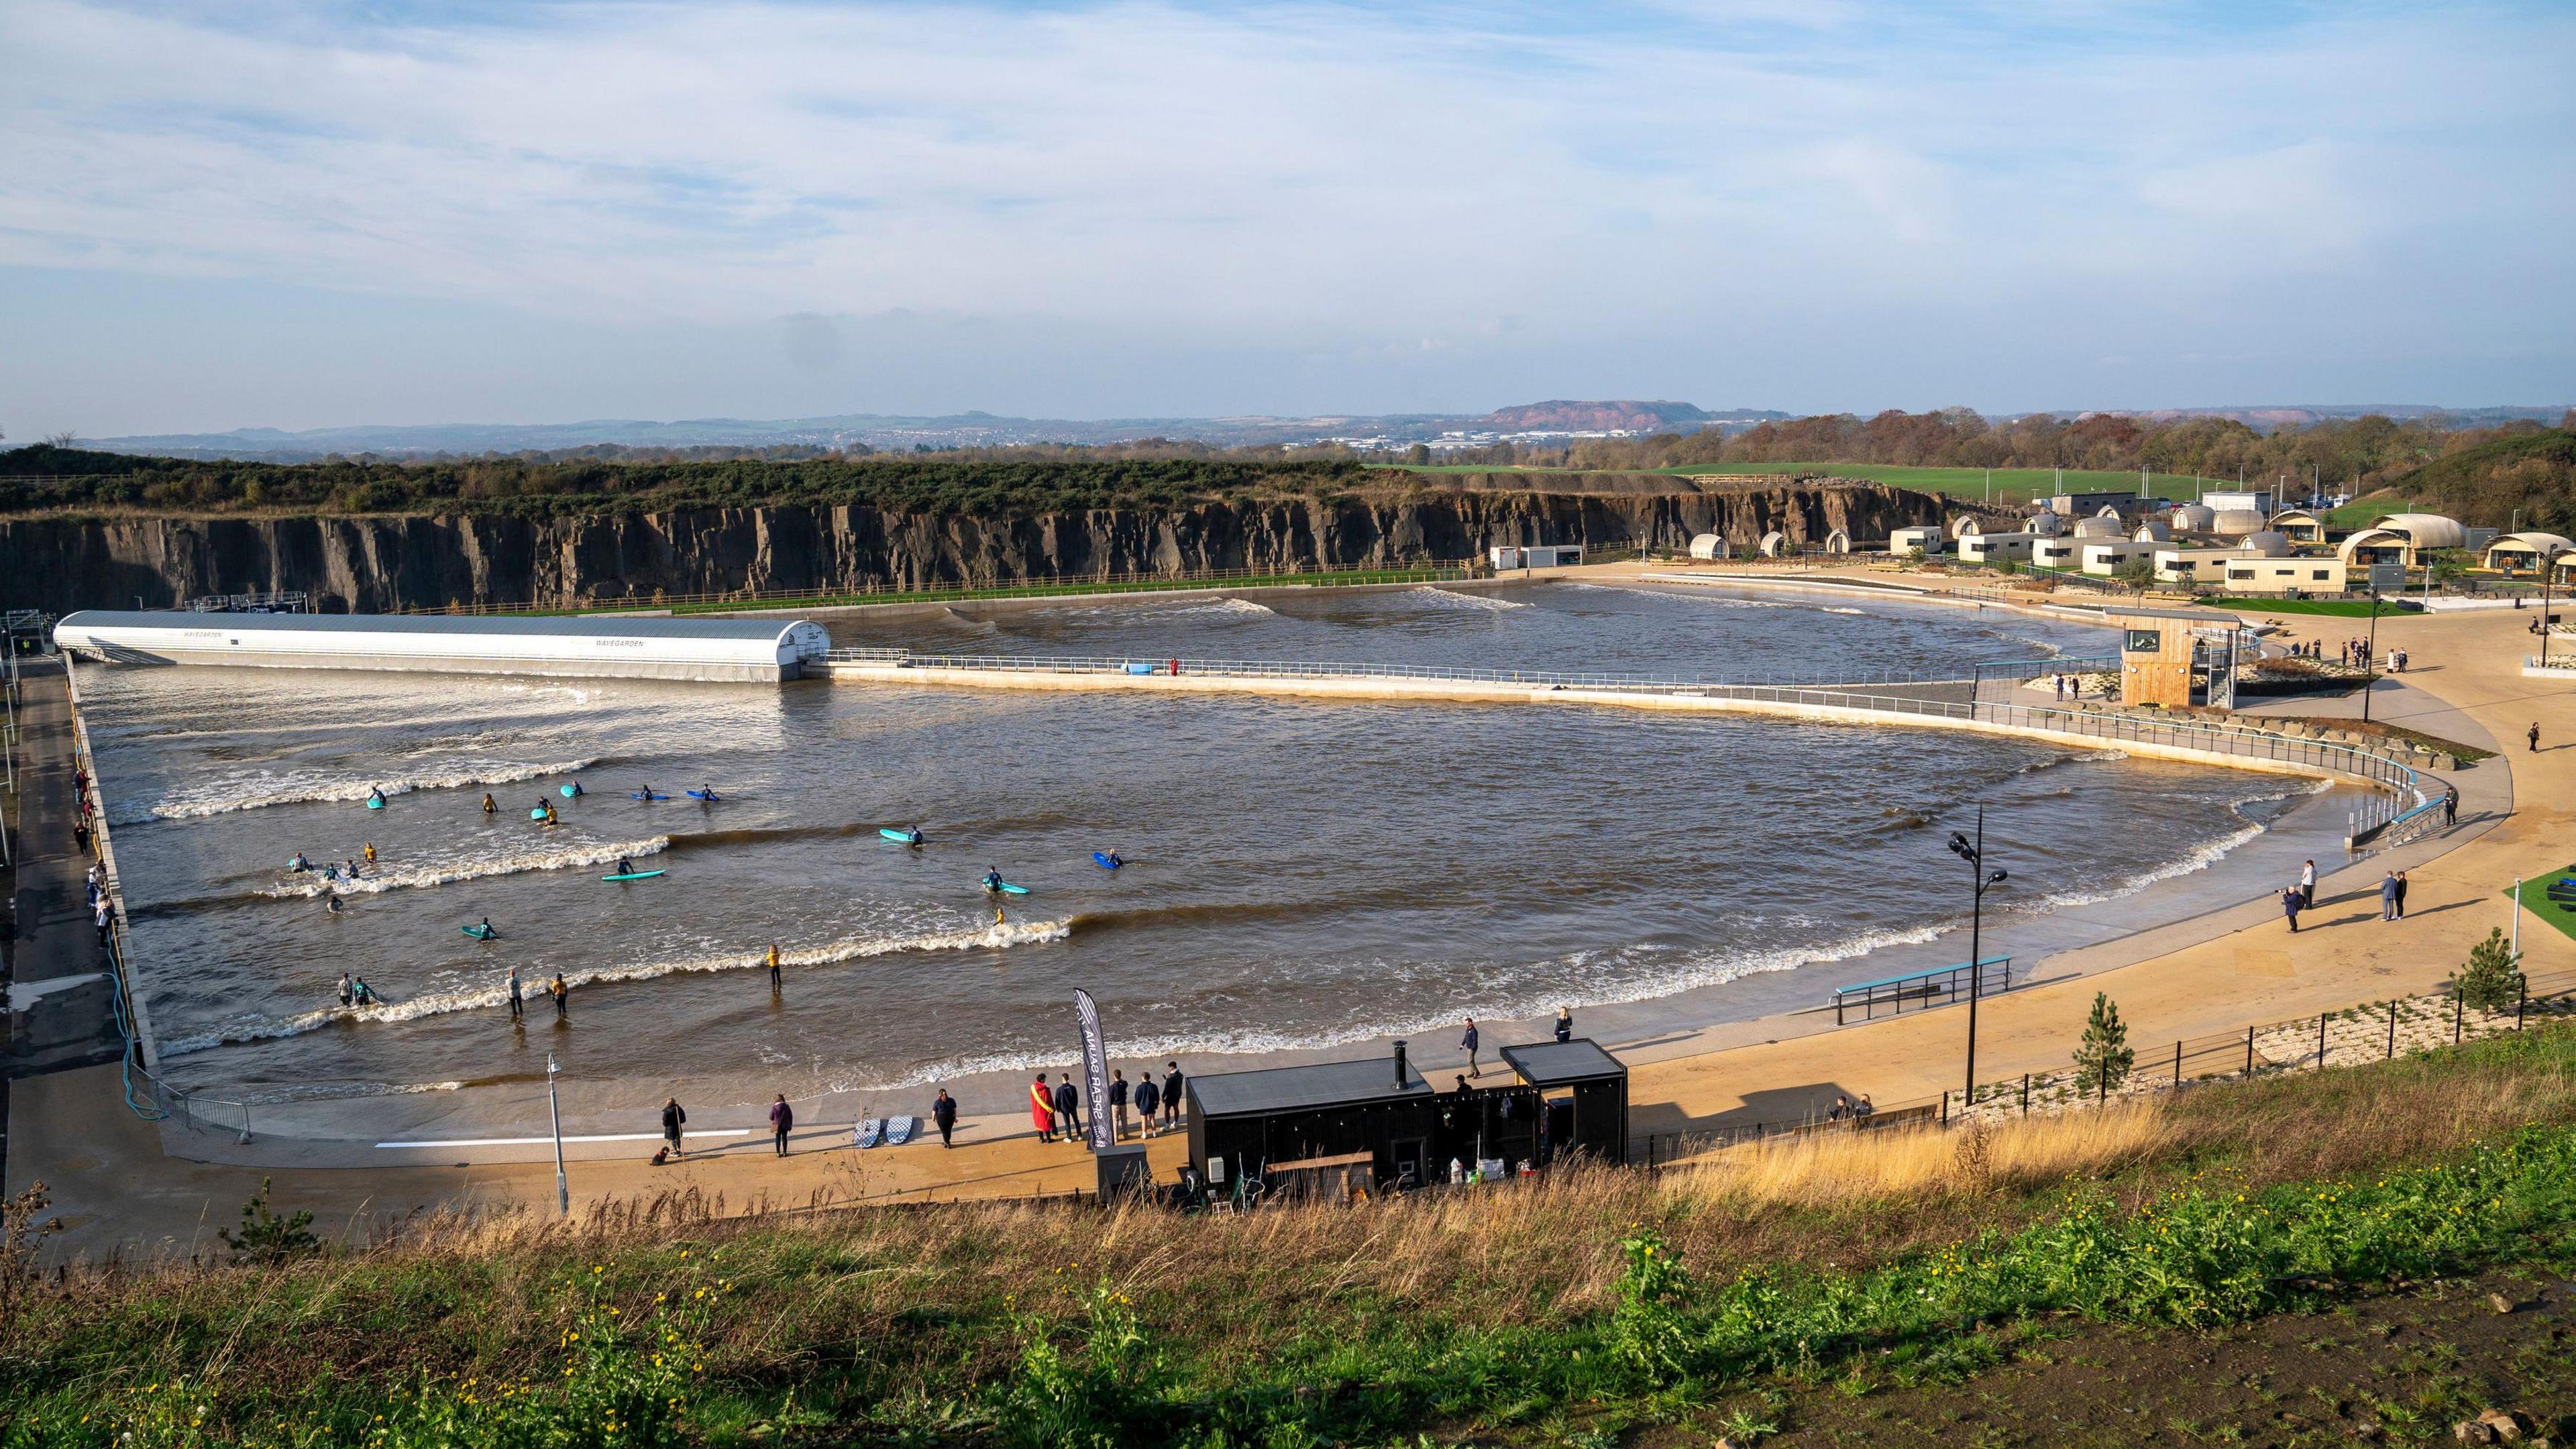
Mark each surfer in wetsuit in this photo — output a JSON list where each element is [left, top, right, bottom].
[[368, 786, 386, 807], [698, 783, 718, 802], [325, 895, 343, 914], [614, 857, 635, 877], [477, 916, 496, 938], [351, 977, 378, 1006], [567, 780, 584, 797], [538, 802, 556, 826], [905, 828, 923, 847], [289, 852, 310, 873], [1106, 850, 1124, 869], [983, 867, 1005, 894], [482, 793, 497, 814]]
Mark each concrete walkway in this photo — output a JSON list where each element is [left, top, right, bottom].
[[4, 661, 127, 1081]]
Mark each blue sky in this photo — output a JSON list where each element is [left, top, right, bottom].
[[3, 0, 2571, 436]]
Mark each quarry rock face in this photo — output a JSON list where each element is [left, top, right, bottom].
[[5, 484, 1939, 613]]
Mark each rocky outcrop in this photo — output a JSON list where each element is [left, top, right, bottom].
[[3, 485, 1939, 614]]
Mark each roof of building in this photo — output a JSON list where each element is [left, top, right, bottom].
[[2486, 532, 2575, 555], [1499, 1038, 1625, 1086], [2367, 514, 2467, 549], [54, 610, 810, 641], [1185, 1056, 1431, 1118]]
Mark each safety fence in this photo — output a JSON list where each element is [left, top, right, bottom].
[[1643, 963, 2575, 1166], [390, 559, 1481, 617], [1831, 957, 2012, 1026]]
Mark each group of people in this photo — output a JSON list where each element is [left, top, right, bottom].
[[86, 862, 113, 948], [2279, 857, 2411, 932], [334, 971, 380, 1007], [1032, 1061, 1188, 1144], [500, 965, 570, 1021]]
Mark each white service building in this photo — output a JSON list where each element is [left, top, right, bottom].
[[51, 610, 834, 683]]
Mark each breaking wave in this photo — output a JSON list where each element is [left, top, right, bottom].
[[156, 917, 1073, 1058], [264, 837, 672, 898], [1409, 586, 1530, 611], [115, 758, 600, 824]]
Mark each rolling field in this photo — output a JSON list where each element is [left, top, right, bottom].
[[1375, 461, 2235, 506]]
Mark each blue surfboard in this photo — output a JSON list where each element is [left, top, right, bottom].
[[1092, 852, 1122, 870], [630, 792, 668, 801]]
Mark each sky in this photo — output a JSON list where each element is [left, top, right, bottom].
[[3, 0, 2572, 437]]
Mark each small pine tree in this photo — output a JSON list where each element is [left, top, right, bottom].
[[2074, 991, 2135, 1101], [2450, 927, 2524, 1014], [218, 1178, 317, 1266]]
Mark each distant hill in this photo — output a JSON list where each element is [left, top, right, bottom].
[[2379, 427, 2575, 532], [84, 402, 1781, 462]]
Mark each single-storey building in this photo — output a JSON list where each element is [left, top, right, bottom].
[[1957, 531, 2036, 564], [2337, 513, 2466, 569], [2153, 547, 2238, 586], [2080, 539, 2157, 576], [1890, 526, 1947, 556], [2483, 532, 2574, 575], [2268, 508, 2329, 543], [2223, 557, 2349, 596]]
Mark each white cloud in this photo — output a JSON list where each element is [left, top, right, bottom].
[[0, 0, 2569, 428]]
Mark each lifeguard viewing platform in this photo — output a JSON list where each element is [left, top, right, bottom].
[[51, 610, 832, 682]]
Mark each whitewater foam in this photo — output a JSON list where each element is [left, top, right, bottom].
[[117, 757, 600, 824], [156, 917, 1075, 1058], [1409, 586, 1531, 611], [264, 837, 672, 898]]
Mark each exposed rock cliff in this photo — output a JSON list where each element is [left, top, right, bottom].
[[5, 484, 1939, 613]]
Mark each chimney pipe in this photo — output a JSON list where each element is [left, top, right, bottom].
[[1393, 1038, 1409, 1089]]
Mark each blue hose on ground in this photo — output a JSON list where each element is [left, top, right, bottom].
[[103, 936, 168, 1121]]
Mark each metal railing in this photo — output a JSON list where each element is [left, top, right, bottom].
[[826, 648, 1983, 696], [1833, 956, 2012, 1024], [1645, 965, 2574, 1164]]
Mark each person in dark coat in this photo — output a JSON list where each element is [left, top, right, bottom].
[[1460, 1017, 1481, 1077], [1132, 1075, 1160, 1138], [1161, 1061, 1185, 1127], [2393, 870, 2410, 920], [1053, 1075, 1080, 1141], [1108, 1069, 1130, 1140], [660, 1097, 687, 1159], [1554, 1006, 1573, 1043], [768, 1093, 793, 1156], [932, 1088, 959, 1147], [2281, 887, 2302, 933]]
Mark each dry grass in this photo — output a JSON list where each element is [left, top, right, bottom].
[[1672, 1099, 2174, 1208]]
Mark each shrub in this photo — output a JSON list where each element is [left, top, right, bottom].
[[2074, 993, 2135, 1101], [2450, 926, 2523, 1013]]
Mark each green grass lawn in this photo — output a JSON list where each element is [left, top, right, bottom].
[[2515, 868, 2576, 943], [2193, 595, 2424, 618]]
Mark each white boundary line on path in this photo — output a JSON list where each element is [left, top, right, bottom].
[[376, 1129, 757, 1148]]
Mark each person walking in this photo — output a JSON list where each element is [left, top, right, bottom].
[[1052, 1074, 1081, 1142], [549, 972, 569, 1018], [2379, 871, 2400, 922], [2393, 870, 2410, 920], [1028, 1072, 1057, 1143], [506, 967, 524, 1022], [94, 896, 113, 948], [1555, 1006, 1574, 1043], [1460, 1016, 1481, 1077], [2532, 722, 2543, 753], [1132, 1074, 1160, 1138], [2298, 859, 2316, 910], [1161, 1061, 1185, 1128], [768, 1094, 793, 1156], [932, 1087, 959, 1148], [2443, 790, 2459, 828], [766, 942, 782, 991], [2282, 886, 2303, 933], [1109, 1069, 1130, 1140], [660, 1097, 687, 1160]]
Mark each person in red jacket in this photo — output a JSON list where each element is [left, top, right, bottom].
[[1029, 1072, 1057, 1143]]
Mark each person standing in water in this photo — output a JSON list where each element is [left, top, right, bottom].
[[766, 942, 782, 990], [549, 972, 569, 1018], [506, 967, 524, 1022], [337, 971, 356, 1007], [482, 793, 496, 814], [363, 842, 377, 867]]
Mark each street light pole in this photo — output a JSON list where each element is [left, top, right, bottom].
[[547, 1052, 570, 1217], [1948, 808, 2009, 1111], [2363, 590, 2381, 724]]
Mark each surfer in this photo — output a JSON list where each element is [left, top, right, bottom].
[[904, 827, 924, 847], [537, 802, 556, 826], [350, 977, 378, 1006], [336, 971, 355, 1006], [549, 973, 568, 1018], [288, 852, 311, 873], [1104, 850, 1124, 869], [367, 786, 386, 808], [698, 783, 719, 802], [766, 942, 782, 989], [482, 793, 497, 814], [325, 895, 343, 915], [567, 780, 584, 797], [993, 904, 1006, 926], [982, 867, 1005, 894], [614, 856, 636, 877], [362, 842, 377, 866], [343, 857, 361, 879]]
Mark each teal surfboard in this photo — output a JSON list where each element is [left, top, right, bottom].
[[983, 879, 1030, 896], [462, 924, 497, 940], [366, 798, 384, 810], [880, 828, 922, 843], [602, 869, 665, 882], [560, 784, 580, 798]]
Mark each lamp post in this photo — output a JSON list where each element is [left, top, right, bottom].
[[547, 1052, 569, 1218], [2363, 588, 2382, 724], [1947, 808, 2010, 1111]]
